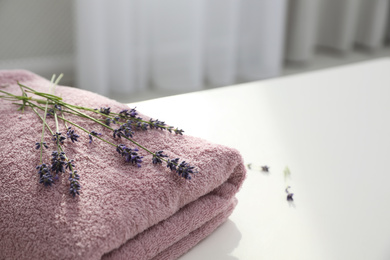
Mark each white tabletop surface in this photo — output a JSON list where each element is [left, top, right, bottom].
[[131, 58, 390, 260]]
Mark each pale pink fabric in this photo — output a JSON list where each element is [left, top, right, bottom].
[[0, 70, 246, 260]]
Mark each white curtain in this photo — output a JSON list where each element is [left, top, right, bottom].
[[75, 0, 390, 96], [237, 0, 288, 81], [285, 0, 320, 63], [75, 0, 288, 95], [355, 0, 390, 49]]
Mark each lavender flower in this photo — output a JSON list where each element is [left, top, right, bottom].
[[261, 165, 269, 172], [113, 121, 134, 139], [35, 142, 48, 150], [104, 118, 112, 126], [65, 159, 75, 170], [36, 163, 49, 176], [36, 163, 54, 186], [173, 128, 184, 135], [113, 129, 121, 139], [119, 108, 137, 119], [47, 108, 55, 117], [166, 158, 179, 171], [51, 151, 66, 174], [89, 131, 102, 143], [53, 132, 66, 145], [285, 186, 294, 202], [176, 161, 197, 180], [116, 144, 143, 167], [152, 150, 168, 164], [39, 172, 54, 186], [148, 119, 166, 130], [100, 107, 111, 115], [147, 119, 183, 134], [167, 159, 196, 180], [135, 118, 149, 131], [119, 109, 129, 118], [66, 127, 80, 143], [69, 171, 81, 197]]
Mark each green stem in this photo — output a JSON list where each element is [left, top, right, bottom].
[[40, 94, 50, 163], [61, 110, 69, 129], [30, 106, 54, 136], [54, 112, 61, 152]]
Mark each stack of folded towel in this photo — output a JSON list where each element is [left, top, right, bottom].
[[0, 70, 246, 260]]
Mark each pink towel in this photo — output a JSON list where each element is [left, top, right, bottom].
[[0, 70, 246, 260]]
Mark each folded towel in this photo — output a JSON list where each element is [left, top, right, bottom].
[[0, 70, 246, 260]]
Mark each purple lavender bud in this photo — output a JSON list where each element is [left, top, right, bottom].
[[100, 107, 111, 115], [36, 163, 50, 177], [66, 127, 80, 143], [69, 171, 81, 197], [129, 108, 137, 118], [104, 118, 112, 126], [166, 159, 197, 180], [89, 131, 102, 143], [176, 161, 197, 180], [65, 159, 75, 170], [52, 132, 66, 145], [51, 151, 66, 174], [116, 144, 143, 167], [39, 172, 54, 186], [113, 122, 134, 139], [174, 128, 184, 135], [113, 129, 121, 139], [136, 121, 149, 131], [148, 119, 166, 130], [47, 108, 55, 117], [119, 109, 129, 118], [166, 158, 179, 171], [152, 150, 168, 164], [261, 165, 269, 172]]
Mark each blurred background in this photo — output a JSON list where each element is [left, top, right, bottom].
[[0, 0, 389, 103]]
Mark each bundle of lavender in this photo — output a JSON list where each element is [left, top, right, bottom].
[[0, 74, 196, 197]]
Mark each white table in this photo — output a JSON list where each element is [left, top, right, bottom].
[[131, 58, 390, 260]]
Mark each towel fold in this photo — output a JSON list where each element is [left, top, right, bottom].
[[0, 70, 246, 260]]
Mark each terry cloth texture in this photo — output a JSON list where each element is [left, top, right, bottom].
[[0, 70, 246, 260]]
